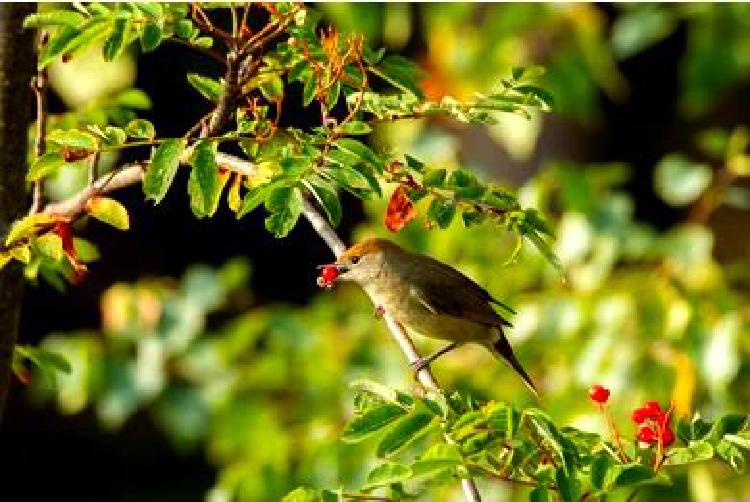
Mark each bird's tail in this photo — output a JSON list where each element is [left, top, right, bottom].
[[488, 331, 539, 399]]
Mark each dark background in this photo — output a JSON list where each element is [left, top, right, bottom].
[[2, 6, 749, 500]]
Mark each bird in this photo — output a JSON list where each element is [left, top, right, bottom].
[[318, 238, 538, 396]]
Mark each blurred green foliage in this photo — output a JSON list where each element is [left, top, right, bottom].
[[16, 2, 750, 501]]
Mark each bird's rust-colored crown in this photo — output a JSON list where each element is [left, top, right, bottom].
[[337, 238, 399, 262]]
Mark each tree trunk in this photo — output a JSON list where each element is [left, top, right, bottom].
[[0, 3, 35, 420]]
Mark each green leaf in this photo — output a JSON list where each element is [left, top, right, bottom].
[[669, 440, 714, 465], [515, 85, 555, 111], [47, 129, 99, 150], [716, 439, 746, 472], [590, 453, 613, 490], [188, 140, 219, 217], [363, 462, 412, 490], [654, 153, 713, 207], [336, 121, 372, 135], [187, 73, 223, 102], [35, 233, 64, 263], [706, 414, 747, 441], [258, 74, 284, 102], [724, 432, 750, 450], [281, 487, 318, 502], [511, 66, 545, 81], [614, 464, 658, 488], [447, 168, 478, 188], [5, 213, 58, 246], [529, 486, 550, 502], [524, 229, 563, 271], [264, 186, 303, 238], [523, 409, 568, 474], [10, 245, 31, 264], [341, 404, 407, 443], [288, 61, 310, 83], [175, 19, 196, 39], [427, 198, 456, 229], [556, 469, 579, 502], [15, 345, 71, 375], [371, 54, 423, 97], [335, 138, 384, 172], [24, 11, 86, 29], [191, 36, 213, 49], [143, 138, 186, 204], [325, 80, 341, 111], [423, 168, 447, 188], [87, 196, 130, 230], [410, 443, 462, 479], [125, 119, 155, 139], [306, 179, 341, 227], [113, 89, 152, 109], [101, 126, 127, 146], [135, 3, 163, 18], [141, 22, 163, 52], [376, 412, 435, 457], [27, 153, 66, 181], [350, 379, 402, 404], [38, 21, 110, 69], [237, 183, 276, 219], [301, 69, 317, 107], [103, 13, 133, 61]]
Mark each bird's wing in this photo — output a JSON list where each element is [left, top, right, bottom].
[[406, 255, 513, 328]]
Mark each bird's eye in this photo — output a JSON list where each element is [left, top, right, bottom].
[[350, 256, 360, 265]]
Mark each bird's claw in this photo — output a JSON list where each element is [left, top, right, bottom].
[[374, 305, 385, 319], [409, 357, 430, 378]]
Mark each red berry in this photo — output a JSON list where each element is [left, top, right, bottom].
[[632, 407, 648, 424], [645, 400, 662, 414], [317, 265, 339, 288], [637, 425, 657, 444], [661, 427, 675, 447], [589, 384, 610, 404]]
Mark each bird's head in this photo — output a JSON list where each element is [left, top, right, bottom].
[[318, 238, 402, 285]]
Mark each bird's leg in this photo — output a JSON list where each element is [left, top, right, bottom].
[[410, 342, 460, 376], [374, 305, 385, 319]]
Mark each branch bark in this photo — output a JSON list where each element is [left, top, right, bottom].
[[0, 3, 36, 420]]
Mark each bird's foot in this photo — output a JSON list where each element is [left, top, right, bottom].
[[374, 305, 385, 319], [409, 357, 430, 377]]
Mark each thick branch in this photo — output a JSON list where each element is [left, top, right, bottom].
[[42, 164, 145, 217], [0, 3, 36, 421]]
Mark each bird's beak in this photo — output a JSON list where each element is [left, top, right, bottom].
[[317, 263, 350, 273]]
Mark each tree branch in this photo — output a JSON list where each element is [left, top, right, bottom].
[[0, 3, 36, 421]]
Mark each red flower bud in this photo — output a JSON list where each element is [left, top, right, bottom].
[[589, 384, 610, 404]]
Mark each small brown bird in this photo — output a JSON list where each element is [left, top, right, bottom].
[[320, 238, 538, 396]]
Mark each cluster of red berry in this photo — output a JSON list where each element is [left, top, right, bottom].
[[632, 400, 675, 447], [589, 384, 675, 450]]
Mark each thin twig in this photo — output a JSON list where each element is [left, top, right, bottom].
[[342, 493, 395, 502], [28, 31, 48, 215]]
